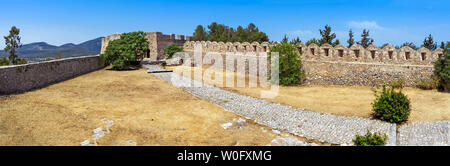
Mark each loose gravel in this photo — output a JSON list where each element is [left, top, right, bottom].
[[398, 121, 449, 146]]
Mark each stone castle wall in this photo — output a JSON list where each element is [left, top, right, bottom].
[[0, 55, 105, 95], [182, 41, 443, 86], [101, 32, 188, 61]]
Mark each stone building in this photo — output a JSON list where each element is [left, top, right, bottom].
[[101, 32, 187, 61]]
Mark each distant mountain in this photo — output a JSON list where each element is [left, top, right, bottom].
[[59, 43, 77, 49], [0, 37, 103, 62], [20, 42, 59, 51]]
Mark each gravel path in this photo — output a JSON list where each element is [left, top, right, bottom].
[[399, 121, 449, 146], [145, 64, 449, 146]]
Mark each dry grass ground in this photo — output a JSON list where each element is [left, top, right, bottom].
[[168, 65, 450, 122], [0, 67, 310, 146]]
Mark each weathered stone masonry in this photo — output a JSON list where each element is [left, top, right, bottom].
[[182, 41, 443, 87], [0, 55, 104, 95], [101, 32, 187, 61]]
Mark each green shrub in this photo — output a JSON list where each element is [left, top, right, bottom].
[[416, 77, 439, 90], [372, 84, 411, 123], [390, 79, 405, 90], [56, 52, 63, 59], [161, 61, 167, 68], [434, 41, 450, 92], [163, 43, 183, 59], [0, 57, 9, 66], [45, 58, 54, 61], [100, 31, 149, 70], [16, 58, 28, 65], [268, 42, 305, 86], [353, 131, 387, 146]]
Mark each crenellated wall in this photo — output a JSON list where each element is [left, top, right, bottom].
[[183, 41, 443, 65], [182, 41, 444, 86]]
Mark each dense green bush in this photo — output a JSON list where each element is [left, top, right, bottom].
[[268, 42, 305, 86], [390, 79, 405, 90], [353, 131, 387, 146], [372, 84, 411, 123], [0, 57, 9, 66], [163, 43, 183, 59], [100, 31, 149, 70], [416, 77, 439, 90], [16, 58, 28, 65], [434, 41, 450, 92]]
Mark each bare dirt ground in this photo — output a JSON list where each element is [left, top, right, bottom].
[[0, 67, 313, 146], [168, 65, 450, 122]]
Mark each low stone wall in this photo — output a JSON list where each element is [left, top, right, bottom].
[[303, 60, 434, 87], [0, 55, 105, 95]]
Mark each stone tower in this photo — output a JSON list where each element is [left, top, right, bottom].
[[101, 32, 187, 61]]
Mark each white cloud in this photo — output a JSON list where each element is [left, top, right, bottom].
[[347, 21, 384, 30]]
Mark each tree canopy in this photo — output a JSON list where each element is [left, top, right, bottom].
[[357, 29, 374, 48], [305, 38, 320, 46], [4, 26, 22, 65], [163, 43, 183, 59], [192, 25, 208, 41], [191, 22, 269, 43], [318, 25, 338, 46], [399, 42, 417, 50], [422, 34, 437, 50], [0, 57, 9, 66], [347, 29, 355, 47], [434, 41, 450, 92], [100, 31, 149, 70]]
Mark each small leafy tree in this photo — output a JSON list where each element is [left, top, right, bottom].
[[305, 38, 320, 46], [232, 26, 248, 42], [422, 34, 437, 51], [353, 131, 387, 146], [4, 26, 23, 65], [56, 52, 63, 59], [268, 42, 305, 86], [291, 37, 301, 44], [434, 41, 450, 92], [100, 31, 149, 70], [192, 25, 208, 41], [16, 58, 28, 65], [372, 84, 411, 123], [380, 43, 390, 49], [357, 29, 374, 48], [281, 35, 289, 43], [332, 39, 340, 47], [416, 77, 440, 90], [246, 23, 269, 43], [319, 25, 337, 46], [399, 42, 417, 50], [163, 43, 183, 59], [347, 29, 355, 47], [390, 79, 405, 89], [0, 57, 9, 66]]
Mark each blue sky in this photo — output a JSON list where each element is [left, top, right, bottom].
[[0, 0, 448, 49]]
